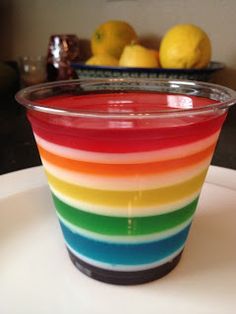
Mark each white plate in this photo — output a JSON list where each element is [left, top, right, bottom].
[[1, 166, 236, 314]]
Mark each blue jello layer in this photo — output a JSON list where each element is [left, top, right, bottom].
[[59, 221, 191, 266]]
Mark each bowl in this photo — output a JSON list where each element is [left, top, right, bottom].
[[71, 61, 224, 82]]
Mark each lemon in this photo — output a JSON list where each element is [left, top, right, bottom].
[[119, 44, 159, 68], [91, 20, 138, 59], [85, 54, 119, 66], [159, 24, 212, 69]]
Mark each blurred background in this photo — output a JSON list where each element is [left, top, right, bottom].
[[0, 0, 236, 174]]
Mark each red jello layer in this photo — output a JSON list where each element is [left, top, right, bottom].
[[27, 92, 226, 153]]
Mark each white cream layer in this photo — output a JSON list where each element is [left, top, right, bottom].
[[50, 186, 200, 217], [34, 131, 219, 164], [57, 212, 193, 243], [42, 157, 210, 190], [66, 242, 185, 272]]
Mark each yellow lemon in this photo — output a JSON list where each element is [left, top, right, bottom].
[[119, 44, 159, 68], [159, 24, 212, 69], [91, 20, 138, 59], [85, 54, 119, 66]]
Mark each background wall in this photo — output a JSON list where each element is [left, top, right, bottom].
[[1, 0, 236, 88]]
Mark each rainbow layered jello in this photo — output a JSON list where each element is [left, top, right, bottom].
[[27, 90, 227, 284]]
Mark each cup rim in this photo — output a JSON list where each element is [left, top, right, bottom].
[[15, 78, 236, 119]]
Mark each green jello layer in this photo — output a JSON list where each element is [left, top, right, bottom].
[[52, 193, 199, 236]]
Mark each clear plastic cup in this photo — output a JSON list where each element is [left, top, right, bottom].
[[16, 78, 236, 285]]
